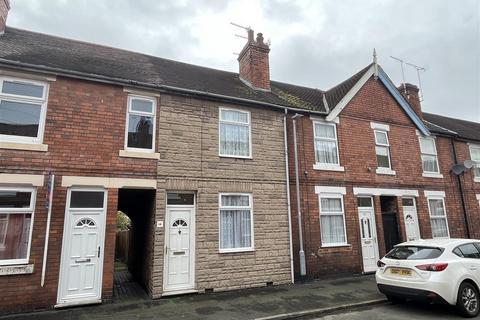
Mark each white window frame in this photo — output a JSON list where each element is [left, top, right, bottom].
[[312, 120, 344, 171], [419, 136, 442, 177], [469, 144, 480, 182], [427, 196, 450, 239], [374, 129, 396, 175], [218, 193, 254, 253], [318, 193, 348, 247], [218, 107, 252, 159], [0, 186, 36, 266], [0, 77, 49, 144], [124, 94, 157, 153]]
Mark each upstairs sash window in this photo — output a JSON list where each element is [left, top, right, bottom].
[[419, 137, 440, 173], [219, 108, 251, 158], [374, 130, 391, 169], [125, 95, 156, 151], [314, 122, 339, 165]]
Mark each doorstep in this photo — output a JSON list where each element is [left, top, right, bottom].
[[0, 274, 385, 320]]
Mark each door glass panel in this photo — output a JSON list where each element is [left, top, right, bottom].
[[360, 218, 365, 238], [167, 193, 194, 205], [367, 218, 371, 238], [70, 191, 104, 208], [357, 197, 372, 207], [402, 198, 414, 207]]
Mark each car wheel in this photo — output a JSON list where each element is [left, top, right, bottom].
[[386, 295, 405, 304], [457, 282, 480, 317]]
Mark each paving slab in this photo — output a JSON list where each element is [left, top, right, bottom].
[[0, 275, 385, 320]]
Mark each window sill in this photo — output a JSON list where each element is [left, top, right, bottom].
[[219, 154, 252, 160], [0, 141, 48, 152], [376, 168, 396, 176], [423, 172, 444, 179], [0, 263, 34, 276], [219, 248, 255, 254], [119, 150, 160, 160], [313, 164, 345, 172], [321, 243, 351, 248]]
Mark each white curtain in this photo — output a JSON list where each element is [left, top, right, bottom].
[[221, 110, 248, 123], [429, 199, 445, 216], [315, 140, 338, 164], [220, 209, 251, 249], [422, 155, 439, 172], [420, 138, 436, 154], [315, 123, 335, 139], [431, 218, 448, 238], [320, 215, 346, 244], [320, 198, 345, 244], [220, 123, 249, 156], [315, 124, 338, 164], [221, 195, 249, 206]]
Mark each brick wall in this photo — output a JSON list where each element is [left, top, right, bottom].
[[288, 76, 470, 278], [0, 75, 157, 312]]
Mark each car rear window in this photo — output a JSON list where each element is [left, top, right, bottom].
[[385, 246, 444, 260]]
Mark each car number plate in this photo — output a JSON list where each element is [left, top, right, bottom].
[[390, 268, 412, 277]]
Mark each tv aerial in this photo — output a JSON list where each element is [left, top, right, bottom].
[[390, 56, 426, 101]]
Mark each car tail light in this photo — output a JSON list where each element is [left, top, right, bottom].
[[415, 263, 448, 272], [377, 260, 385, 267]]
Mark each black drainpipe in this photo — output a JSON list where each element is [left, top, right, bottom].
[[450, 137, 471, 238]]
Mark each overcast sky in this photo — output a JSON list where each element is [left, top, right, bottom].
[[7, 0, 480, 121]]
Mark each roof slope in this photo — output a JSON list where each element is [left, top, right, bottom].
[[0, 27, 334, 112], [424, 113, 480, 142]]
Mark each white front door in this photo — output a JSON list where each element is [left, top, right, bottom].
[[57, 188, 107, 306], [164, 195, 195, 293], [402, 197, 421, 241], [358, 197, 379, 273]]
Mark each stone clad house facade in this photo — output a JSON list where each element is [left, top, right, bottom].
[[1, 0, 480, 314]]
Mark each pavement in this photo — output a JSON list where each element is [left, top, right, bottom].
[[318, 301, 462, 319], [0, 274, 385, 320]]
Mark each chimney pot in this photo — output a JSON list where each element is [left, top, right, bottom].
[[398, 83, 423, 119], [238, 29, 271, 91], [0, 0, 9, 34]]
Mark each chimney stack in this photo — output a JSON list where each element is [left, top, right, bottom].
[[0, 0, 9, 34], [238, 29, 271, 91], [398, 83, 423, 119]]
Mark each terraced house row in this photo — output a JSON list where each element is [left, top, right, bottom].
[[0, 0, 479, 313]]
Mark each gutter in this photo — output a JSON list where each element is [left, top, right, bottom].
[[283, 109, 295, 283], [0, 59, 328, 116]]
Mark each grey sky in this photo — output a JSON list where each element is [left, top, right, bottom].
[[7, 0, 480, 121]]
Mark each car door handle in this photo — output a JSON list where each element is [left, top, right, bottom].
[[470, 266, 478, 271]]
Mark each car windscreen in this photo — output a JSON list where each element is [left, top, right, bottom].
[[385, 246, 444, 260]]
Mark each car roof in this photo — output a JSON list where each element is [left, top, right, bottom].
[[396, 238, 480, 249]]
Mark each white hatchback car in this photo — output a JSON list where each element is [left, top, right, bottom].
[[376, 238, 480, 317]]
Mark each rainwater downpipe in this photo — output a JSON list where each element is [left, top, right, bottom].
[[450, 137, 471, 238], [292, 113, 306, 277], [283, 109, 295, 283]]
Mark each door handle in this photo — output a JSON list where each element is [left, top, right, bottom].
[[470, 266, 478, 271], [97, 246, 101, 258]]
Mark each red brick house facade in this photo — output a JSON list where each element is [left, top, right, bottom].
[[286, 66, 480, 279], [0, 1, 479, 315]]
